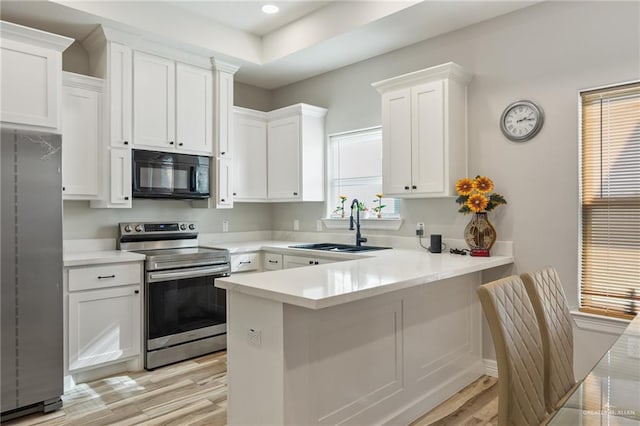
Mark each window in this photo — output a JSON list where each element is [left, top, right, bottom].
[[580, 82, 640, 319], [327, 127, 399, 218]]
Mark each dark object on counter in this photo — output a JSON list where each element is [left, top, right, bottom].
[[428, 234, 442, 253]]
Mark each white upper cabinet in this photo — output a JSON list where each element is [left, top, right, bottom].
[[61, 72, 103, 200], [267, 114, 302, 200], [108, 42, 133, 148], [266, 104, 327, 202], [233, 104, 327, 202], [373, 62, 472, 198], [0, 21, 73, 129], [233, 107, 267, 201], [83, 27, 135, 208], [133, 51, 213, 156], [215, 69, 234, 158], [133, 51, 176, 151], [176, 63, 213, 154]]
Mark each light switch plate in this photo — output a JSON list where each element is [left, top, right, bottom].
[[293, 219, 300, 231], [316, 220, 323, 232], [222, 220, 229, 233]]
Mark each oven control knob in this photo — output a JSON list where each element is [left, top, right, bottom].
[[124, 225, 132, 233], [180, 224, 187, 230], [135, 225, 143, 232], [188, 224, 196, 230]]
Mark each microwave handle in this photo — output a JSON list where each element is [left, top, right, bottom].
[[190, 167, 196, 192]]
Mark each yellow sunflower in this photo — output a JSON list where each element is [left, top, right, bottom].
[[376, 193, 383, 199], [466, 193, 488, 212], [474, 176, 494, 193], [455, 178, 475, 196]]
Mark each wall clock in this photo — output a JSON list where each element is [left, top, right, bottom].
[[500, 100, 544, 142]]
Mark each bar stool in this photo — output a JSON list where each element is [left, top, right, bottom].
[[478, 275, 551, 426], [521, 267, 578, 412]]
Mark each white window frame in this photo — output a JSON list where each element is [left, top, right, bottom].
[[323, 126, 403, 230]]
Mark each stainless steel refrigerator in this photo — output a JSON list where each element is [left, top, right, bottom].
[[1, 128, 63, 420]]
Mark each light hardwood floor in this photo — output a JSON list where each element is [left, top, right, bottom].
[[4, 352, 498, 426]]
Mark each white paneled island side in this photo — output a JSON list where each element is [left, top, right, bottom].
[[216, 245, 513, 425]]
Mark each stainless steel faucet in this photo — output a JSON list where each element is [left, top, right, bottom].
[[349, 198, 368, 246]]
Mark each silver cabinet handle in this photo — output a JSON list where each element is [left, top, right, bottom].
[[239, 261, 252, 265], [268, 260, 279, 264], [98, 274, 115, 279]]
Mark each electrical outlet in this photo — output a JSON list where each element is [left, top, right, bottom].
[[316, 220, 323, 232], [416, 222, 425, 236], [247, 328, 261, 346], [293, 219, 300, 231], [222, 220, 229, 233]]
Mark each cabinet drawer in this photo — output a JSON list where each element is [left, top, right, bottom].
[[68, 262, 141, 291], [263, 253, 283, 270], [231, 253, 259, 273]]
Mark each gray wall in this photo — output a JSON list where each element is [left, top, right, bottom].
[[270, 1, 640, 309], [268, 1, 639, 373], [63, 200, 272, 240]]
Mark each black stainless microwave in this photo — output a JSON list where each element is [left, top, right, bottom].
[[132, 149, 210, 199]]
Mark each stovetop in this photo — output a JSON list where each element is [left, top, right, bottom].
[[117, 221, 230, 271]]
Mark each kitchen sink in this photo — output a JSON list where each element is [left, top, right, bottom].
[[289, 243, 391, 253]]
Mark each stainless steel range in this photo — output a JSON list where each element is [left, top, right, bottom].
[[118, 222, 230, 370]]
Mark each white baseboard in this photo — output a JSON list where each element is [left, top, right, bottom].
[[483, 358, 498, 377]]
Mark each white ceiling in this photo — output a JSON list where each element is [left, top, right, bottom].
[[166, 1, 334, 36], [0, 1, 539, 89]]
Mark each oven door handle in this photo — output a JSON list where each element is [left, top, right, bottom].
[[147, 265, 229, 283]]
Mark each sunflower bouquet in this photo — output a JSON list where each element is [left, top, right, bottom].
[[455, 176, 507, 214]]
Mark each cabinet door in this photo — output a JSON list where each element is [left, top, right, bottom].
[[267, 116, 301, 200], [61, 85, 100, 199], [411, 81, 445, 194], [68, 285, 141, 371], [283, 255, 317, 269], [109, 42, 132, 148], [234, 115, 267, 200], [381, 88, 412, 195], [215, 71, 234, 158], [263, 253, 283, 270], [110, 148, 132, 206], [216, 157, 233, 208], [176, 63, 212, 155], [133, 51, 175, 150], [0, 39, 60, 128], [283, 255, 336, 269]]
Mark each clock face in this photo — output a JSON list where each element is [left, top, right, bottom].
[[500, 100, 544, 142]]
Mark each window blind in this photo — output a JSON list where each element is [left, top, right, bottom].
[[328, 127, 399, 217], [580, 82, 640, 319]]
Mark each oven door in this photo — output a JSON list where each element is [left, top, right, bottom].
[[146, 265, 228, 351]]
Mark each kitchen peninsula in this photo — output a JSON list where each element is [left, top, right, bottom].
[[216, 245, 513, 425]]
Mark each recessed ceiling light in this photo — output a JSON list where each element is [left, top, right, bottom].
[[261, 4, 279, 14]]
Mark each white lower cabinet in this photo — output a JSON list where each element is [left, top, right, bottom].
[[283, 254, 337, 269], [68, 285, 141, 371], [263, 252, 283, 271], [230, 253, 259, 273], [66, 261, 142, 373]]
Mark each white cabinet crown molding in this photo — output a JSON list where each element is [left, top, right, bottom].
[[211, 58, 240, 74], [62, 71, 104, 92], [82, 25, 140, 53], [0, 20, 73, 51], [234, 106, 267, 120], [372, 61, 473, 93], [266, 103, 328, 121]]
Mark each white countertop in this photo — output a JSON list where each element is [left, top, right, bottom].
[[63, 250, 145, 267], [215, 242, 514, 309]]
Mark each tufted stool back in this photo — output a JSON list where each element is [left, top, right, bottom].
[[522, 267, 576, 412], [478, 275, 549, 426]]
